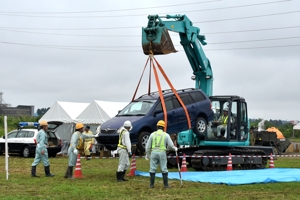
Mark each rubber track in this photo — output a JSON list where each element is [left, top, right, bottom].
[[191, 148, 268, 171]]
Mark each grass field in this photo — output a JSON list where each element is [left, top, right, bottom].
[[0, 155, 300, 200], [290, 138, 300, 143]]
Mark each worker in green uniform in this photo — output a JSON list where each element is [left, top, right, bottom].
[[31, 120, 55, 177], [217, 107, 234, 138], [64, 123, 96, 179], [145, 120, 177, 188]]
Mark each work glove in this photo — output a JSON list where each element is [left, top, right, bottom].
[[174, 147, 178, 152], [73, 149, 78, 155], [145, 154, 149, 161], [129, 152, 132, 158]]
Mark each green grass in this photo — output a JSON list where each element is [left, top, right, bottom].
[[0, 156, 300, 200], [290, 138, 300, 143]]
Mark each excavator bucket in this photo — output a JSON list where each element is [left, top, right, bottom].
[[142, 27, 177, 55]]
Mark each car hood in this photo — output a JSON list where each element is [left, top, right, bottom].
[[101, 116, 143, 130]]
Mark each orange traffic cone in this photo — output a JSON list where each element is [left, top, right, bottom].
[[127, 154, 136, 176], [226, 153, 233, 171], [180, 153, 188, 172], [269, 153, 275, 168], [74, 154, 84, 178]]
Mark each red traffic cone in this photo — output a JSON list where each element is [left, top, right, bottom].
[[180, 153, 188, 172], [227, 153, 233, 171], [269, 153, 275, 168], [127, 154, 136, 176], [74, 154, 84, 178]]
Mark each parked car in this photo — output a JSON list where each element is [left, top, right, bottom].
[[0, 121, 62, 158], [96, 88, 214, 152]]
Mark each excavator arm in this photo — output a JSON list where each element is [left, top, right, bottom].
[[142, 14, 213, 96]]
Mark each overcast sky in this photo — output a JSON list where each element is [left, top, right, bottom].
[[0, 0, 299, 121]]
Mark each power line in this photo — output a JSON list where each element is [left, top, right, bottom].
[[1, 41, 299, 52], [194, 10, 300, 23], [203, 26, 300, 34], [0, 26, 141, 30], [1, 31, 300, 50], [208, 36, 300, 44], [0, 28, 138, 36], [206, 44, 300, 51], [0, 25, 299, 37], [2, 35, 298, 49], [1, 10, 299, 30], [0, 0, 290, 18], [0, 0, 220, 14]]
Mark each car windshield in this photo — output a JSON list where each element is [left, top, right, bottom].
[[118, 100, 156, 116]]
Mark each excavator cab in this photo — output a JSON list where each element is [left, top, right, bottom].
[[207, 96, 249, 145], [142, 15, 177, 55], [177, 96, 249, 147]]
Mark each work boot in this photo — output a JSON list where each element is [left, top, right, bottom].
[[68, 166, 74, 179], [162, 173, 171, 188], [64, 166, 70, 178], [122, 171, 128, 181], [44, 165, 55, 177], [31, 166, 39, 177], [149, 173, 155, 188], [116, 171, 124, 182]]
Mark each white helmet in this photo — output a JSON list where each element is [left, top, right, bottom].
[[223, 107, 229, 112], [123, 120, 132, 131]]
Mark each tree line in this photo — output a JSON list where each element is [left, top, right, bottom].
[[0, 115, 299, 138]]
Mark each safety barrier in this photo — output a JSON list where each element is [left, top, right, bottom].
[[80, 154, 300, 159]]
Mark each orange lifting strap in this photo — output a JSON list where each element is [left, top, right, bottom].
[[132, 56, 192, 132]]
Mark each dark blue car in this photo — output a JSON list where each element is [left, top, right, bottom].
[[96, 88, 214, 152]]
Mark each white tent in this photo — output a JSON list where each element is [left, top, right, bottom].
[[293, 123, 300, 130], [40, 101, 89, 123], [40, 101, 89, 141], [293, 123, 300, 137], [76, 100, 111, 124], [40, 100, 128, 141]]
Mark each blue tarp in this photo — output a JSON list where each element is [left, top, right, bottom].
[[135, 168, 300, 185]]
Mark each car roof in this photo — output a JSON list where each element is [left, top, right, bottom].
[[135, 88, 201, 101], [11, 129, 38, 132]]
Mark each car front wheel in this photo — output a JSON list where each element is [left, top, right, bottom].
[[22, 146, 31, 158], [137, 131, 150, 153], [194, 117, 207, 137]]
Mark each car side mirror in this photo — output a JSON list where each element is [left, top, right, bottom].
[[2, 136, 5, 139]]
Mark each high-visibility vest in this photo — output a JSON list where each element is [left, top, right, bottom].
[[151, 129, 166, 151], [118, 129, 127, 149], [220, 115, 228, 126]]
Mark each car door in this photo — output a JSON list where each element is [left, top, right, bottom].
[[173, 93, 196, 132], [15, 131, 29, 152], [6, 131, 18, 153], [152, 97, 178, 134]]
